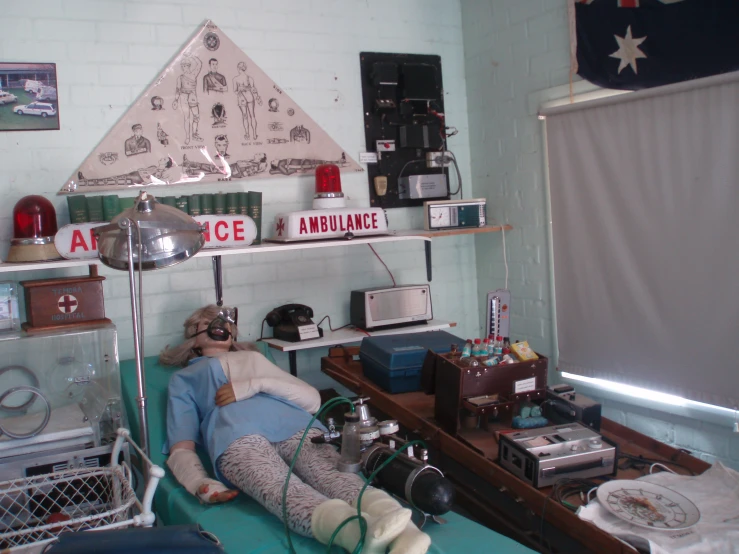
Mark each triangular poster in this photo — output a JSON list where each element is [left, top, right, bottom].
[[60, 20, 361, 194]]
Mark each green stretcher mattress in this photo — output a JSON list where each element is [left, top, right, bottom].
[[120, 347, 533, 553]]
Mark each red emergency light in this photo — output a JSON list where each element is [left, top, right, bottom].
[[313, 164, 346, 210], [7, 195, 61, 262]]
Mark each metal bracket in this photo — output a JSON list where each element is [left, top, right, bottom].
[[212, 255, 223, 307]]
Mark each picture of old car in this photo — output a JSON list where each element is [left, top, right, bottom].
[[14, 102, 57, 118]]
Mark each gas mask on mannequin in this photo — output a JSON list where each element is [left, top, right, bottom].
[[192, 307, 238, 342]]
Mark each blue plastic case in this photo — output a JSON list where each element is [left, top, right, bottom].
[[359, 330, 463, 393]]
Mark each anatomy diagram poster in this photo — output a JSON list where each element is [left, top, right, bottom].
[[60, 20, 361, 194]]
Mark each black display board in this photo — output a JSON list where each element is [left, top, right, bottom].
[[359, 52, 450, 209]]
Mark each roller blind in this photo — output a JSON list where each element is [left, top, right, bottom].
[[544, 72, 739, 410]]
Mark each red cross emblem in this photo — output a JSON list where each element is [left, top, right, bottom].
[[275, 218, 285, 237], [58, 295, 78, 314]]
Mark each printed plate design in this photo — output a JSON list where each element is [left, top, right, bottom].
[[596, 480, 700, 531]]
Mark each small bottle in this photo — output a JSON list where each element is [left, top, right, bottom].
[[460, 356, 480, 367], [337, 413, 361, 472], [487, 336, 496, 356], [493, 335, 504, 357], [472, 338, 483, 356], [482, 338, 490, 356], [461, 339, 473, 358], [502, 338, 511, 355], [483, 356, 500, 367], [450, 343, 459, 356]]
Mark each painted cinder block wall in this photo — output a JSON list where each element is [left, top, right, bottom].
[[460, 0, 739, 469], [0, 0, 477, 390]]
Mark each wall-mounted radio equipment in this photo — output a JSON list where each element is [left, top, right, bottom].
[[350, 285, 432, 330]]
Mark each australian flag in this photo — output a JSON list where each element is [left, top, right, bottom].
[[575, 0, 739, 90]]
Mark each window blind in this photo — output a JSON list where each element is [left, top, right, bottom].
[[543, 72, 739, 410]]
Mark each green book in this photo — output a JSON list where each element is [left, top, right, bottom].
[[188, 194, 201, 216], [226, 193, 239, 215], [214, 193, 227, 215], [160, 196, 177, 207], [238, 192, 249, 216], [67, 195, 89, 223], [247, 191, 262, 245], [175, 196, 190, 214], [86, 196, 104, 222], [119, 197, 135, 212], [200, 194, 214, 215], [102, 195, 120, 221]]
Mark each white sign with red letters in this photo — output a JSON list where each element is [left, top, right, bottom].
[[55, 215, 256, 259], [271, 208, 388, 242]]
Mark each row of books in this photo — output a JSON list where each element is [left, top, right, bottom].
[[66, 191, 263, 244]]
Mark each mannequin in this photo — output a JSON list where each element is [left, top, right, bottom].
[[161, 305, 431, 554]]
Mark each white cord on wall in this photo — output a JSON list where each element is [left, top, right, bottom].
[[502, 225, 509, 290]]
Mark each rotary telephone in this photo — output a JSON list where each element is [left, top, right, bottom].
[[265, 304, 323, 342]]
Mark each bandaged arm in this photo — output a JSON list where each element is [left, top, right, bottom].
[[217, 351, 321, 413]]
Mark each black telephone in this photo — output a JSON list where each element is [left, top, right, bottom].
[[265, 304, 324, 342]]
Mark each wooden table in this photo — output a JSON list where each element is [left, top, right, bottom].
[[321, 347, 710, 553]]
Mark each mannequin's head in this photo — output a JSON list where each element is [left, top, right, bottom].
[[159, 305, 255, 366]]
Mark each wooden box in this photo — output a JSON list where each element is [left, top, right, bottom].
[[433, 352, 548, 435], [20, 274, 110, 332]]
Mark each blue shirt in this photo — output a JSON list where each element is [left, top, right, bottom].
[[164, 356, 324, 480]]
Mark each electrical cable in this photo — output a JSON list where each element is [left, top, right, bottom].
[[397, 159, 424, 182], [258, 318, 267, 341], [502, 225, 508, 290], [448, 154, 463, 199], [618, 452, 696, 476], [316, 315, 351, 333], [367, 244, 396, 287]]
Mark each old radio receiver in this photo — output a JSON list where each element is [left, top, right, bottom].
[[350, 285, 432, 330]]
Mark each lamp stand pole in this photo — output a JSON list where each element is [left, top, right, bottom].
[[122, 219, 151, 461]]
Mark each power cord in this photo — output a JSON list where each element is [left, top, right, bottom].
[[367, 244, 396, 287], [282, 396, 427, 554], [316, 315, 351, 333]]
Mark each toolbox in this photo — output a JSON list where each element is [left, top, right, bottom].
[[359, 330, 463, 393]]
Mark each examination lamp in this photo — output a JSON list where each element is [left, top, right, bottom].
[[95, 191, 205, 457]]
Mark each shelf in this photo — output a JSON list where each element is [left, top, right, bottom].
[[194, 232, 430, 259], [262, 319, 457, 352], [0, 258, 94, 274], [406, 224, 512, 238], [0, 224, 511, 274]]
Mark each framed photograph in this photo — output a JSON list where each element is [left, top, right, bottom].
[[0, 63, 60, 132]]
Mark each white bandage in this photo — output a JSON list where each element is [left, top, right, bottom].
[[217, 351, 321, 413], [166, 448, 231, 504]]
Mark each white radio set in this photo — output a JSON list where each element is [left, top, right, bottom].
[[350, 285, 432, 330]]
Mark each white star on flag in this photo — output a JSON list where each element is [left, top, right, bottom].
[[610, 25, 647, 74]]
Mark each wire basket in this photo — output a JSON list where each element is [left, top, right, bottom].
[[0, 429, 162, 552]]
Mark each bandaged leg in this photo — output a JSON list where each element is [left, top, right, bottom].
[[218, 434, 329, 537], [354, 488, 431, 554], [312, 498, 411, 554], [167, 448, 234, 504]]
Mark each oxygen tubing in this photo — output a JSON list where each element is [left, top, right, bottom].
[[281, 397, 427, 554]]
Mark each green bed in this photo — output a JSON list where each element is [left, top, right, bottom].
[[119, 348, 533, 553]]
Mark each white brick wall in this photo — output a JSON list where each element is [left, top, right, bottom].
[[461, 0, 739, 470], [0, 0, 476, 389]]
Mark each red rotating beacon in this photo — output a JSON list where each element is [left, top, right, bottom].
[[312, 164, 346, 210], [6, 195, 61, 262]]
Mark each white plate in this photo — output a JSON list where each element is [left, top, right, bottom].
[[597, 480, 701, 531]]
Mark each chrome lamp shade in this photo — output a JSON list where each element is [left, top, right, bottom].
[[96, 192, 205, 270], [93, 191, 205, 460]]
